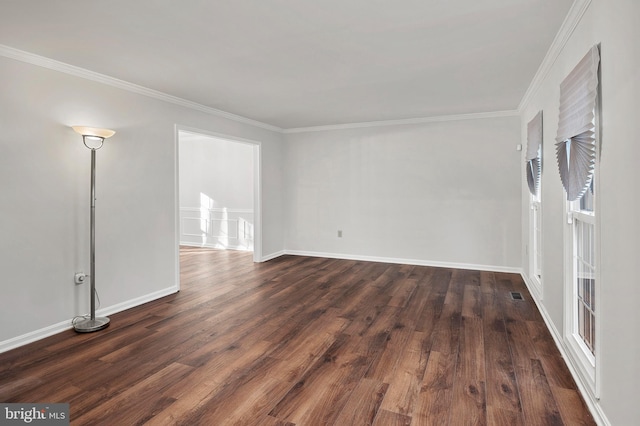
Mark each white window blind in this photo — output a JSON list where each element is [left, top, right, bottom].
[[526, 111, 543, 195], [555, 45, 600, 201]]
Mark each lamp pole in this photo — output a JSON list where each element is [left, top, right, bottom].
[[72, 126, 115, 333], [89, 147, 97, 322]]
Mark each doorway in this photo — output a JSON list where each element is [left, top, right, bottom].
[[174, 126, 262, 288]]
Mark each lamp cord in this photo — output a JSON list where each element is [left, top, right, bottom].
[[71, 288, 103, 325]]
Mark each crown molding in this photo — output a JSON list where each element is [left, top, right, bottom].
[[0, 44, 283, 133], [5, 22, 585, 136], [283, 110, 519, 134], [518, 0, 593, 112]]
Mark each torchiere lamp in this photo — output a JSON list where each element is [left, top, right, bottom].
[[72, 126, 115, 332]]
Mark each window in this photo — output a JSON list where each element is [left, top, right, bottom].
[[531, 190, 542, 281], [564, 136, 598, 394], [526, 111, 543, 297], [569, 172, 596, 358], [555, 45, 600, 395]]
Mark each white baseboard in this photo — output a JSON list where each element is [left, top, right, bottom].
[[284, 249, 522, 274], [95, 286, 179, 318], [261, 250, 285, 262], [179, 241, 252, 252], [520, 273, 610, 426], [0, 285, 179, 354], [0, 320, 74, 354]]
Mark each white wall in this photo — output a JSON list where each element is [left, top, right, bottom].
[[0, 54, 284, 349], [284, 115, 522, 271], [520, 1, 640, 424], [179, 133, 254, 251]]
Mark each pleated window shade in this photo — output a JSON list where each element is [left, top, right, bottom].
[[526, 111, 543, 195], [555, 45, 600, 201]]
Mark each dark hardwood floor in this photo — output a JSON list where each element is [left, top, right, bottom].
[[0, 247, 595, 425]]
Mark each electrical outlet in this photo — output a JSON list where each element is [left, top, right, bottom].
[[337, 230, 342, 238], [74, 272, 87, 285]]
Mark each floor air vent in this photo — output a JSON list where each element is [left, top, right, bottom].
[[510, 292, 524, 300]]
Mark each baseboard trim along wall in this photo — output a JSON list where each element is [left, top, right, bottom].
[[283, 250, 521, 274], [520, 273, 610, 426], [0, 286, 179, 354], [179, 207, 254, 252], [96, 286, 179, 319], [0, 319, 73, 355], [261, 250, 286, 262], [180, 242, 253, 252]]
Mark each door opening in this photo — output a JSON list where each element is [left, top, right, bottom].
[[174, 126, 262, 289]]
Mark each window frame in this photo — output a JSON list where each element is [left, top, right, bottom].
[[529, 171, 543, 299], [562, 101, 601, 400], [526, 111, 544, 299]]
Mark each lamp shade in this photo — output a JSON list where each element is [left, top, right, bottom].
[[72, 126, 116, 139]]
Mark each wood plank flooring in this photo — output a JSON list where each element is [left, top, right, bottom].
[[0, 247, 595, 425]]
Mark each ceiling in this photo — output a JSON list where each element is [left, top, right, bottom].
[[0, 0, 573, 130]]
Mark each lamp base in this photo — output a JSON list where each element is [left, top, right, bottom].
[[74, 317, 110, 333]]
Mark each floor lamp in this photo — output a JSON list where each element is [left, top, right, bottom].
[[72, 126, 115, 333]]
